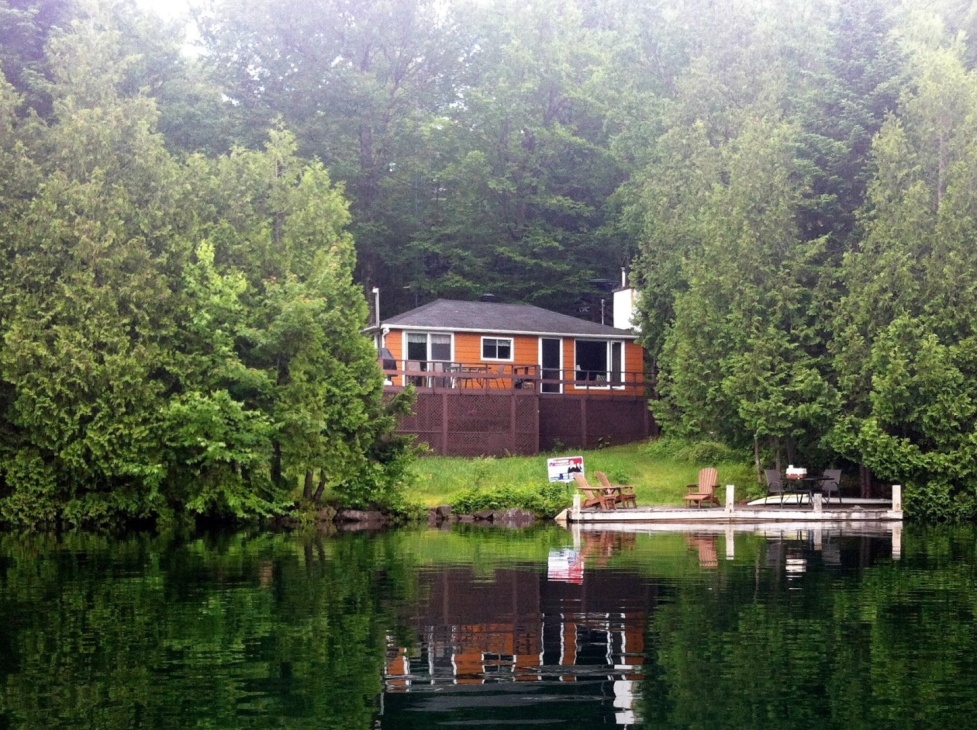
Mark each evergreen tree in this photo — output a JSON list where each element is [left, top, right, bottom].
[[831, 44, 977, 518], [0, 6, 410, 528]]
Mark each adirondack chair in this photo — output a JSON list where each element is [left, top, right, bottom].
[[683, 467, 720, 508], [573, 473, 616, 510], [595, 471, 637, 508]]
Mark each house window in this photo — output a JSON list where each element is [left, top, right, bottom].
[[481, 337, 513, 361], [406, 332, 452, 364], [575, 340, 625, 388]]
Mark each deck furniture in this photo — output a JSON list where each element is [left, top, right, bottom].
[[406, 360, 425, 387], [784, 472, 831, 504], [821, 469, 842, 504], [595, 471, 637, 508], [573, 473, 617, 510], [684, 467, 720, 508], [430, 361, 451, 388], [765, 469, 785, 505], [455, 364, 489, 388]]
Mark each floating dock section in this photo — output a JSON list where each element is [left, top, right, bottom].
[[558, 485, 903, 525]]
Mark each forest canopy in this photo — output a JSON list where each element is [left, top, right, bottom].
[[3, 0, 977, 521]]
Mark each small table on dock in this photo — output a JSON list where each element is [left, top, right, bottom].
[[784, 475, 830, 505]]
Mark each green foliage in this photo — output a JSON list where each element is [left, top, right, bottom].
[[827, 45, 977, 517], [0, 10, 413, 528], [904, 480, 977, 522], [0, 450, 61, 530], [452, 481, 570, 517], [646, 436, 745, 465]]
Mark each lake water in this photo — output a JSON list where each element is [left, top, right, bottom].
[[0, 523, 973, 728]]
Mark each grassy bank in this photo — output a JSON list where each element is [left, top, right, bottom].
[[408, 440, 758, 511]]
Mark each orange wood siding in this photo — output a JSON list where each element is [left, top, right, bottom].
[[382, 329, 644, 396], [452, 332, 539, 367], [385, 329, 403, 358]]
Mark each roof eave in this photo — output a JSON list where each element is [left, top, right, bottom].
[[380, 323, 638, 340]]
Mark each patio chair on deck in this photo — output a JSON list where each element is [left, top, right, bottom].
[[765, 469, 785, 505], [573, 473, 616, 510], [406, 360, 425, 387], [821, 469, 842, 504], [684, 467, 720, 508], [430, 361, 451, 388], [596, 471, 637, 508]]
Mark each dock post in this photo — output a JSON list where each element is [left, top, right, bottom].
[[725, 485, 735, 514], [571, 493, 581, 522], [892, 484, 902, 513], [813, 492, 822, 513]]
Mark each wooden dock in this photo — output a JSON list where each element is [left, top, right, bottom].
[[557, 485, 903, 525]]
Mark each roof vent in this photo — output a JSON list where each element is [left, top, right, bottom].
[[480, 293, 499, 302]]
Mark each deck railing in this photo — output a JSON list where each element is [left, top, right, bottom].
[[379, 358, 645, 394]]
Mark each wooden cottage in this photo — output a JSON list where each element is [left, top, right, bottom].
[[374, 299, 654, 456]]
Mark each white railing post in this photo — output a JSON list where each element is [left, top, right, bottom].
[[725, 485, 735, 514], [892, 484, 902, 513]]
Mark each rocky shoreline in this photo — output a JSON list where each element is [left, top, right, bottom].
[[272, 504, 539, 531], [426, 505, 537, 528]]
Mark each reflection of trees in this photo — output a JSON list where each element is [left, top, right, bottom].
[[3, 528, 977, 728], [0, 532, 407, 730], [641, 529, 977, 728]]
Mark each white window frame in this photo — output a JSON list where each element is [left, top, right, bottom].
[[538, 337, 564, 394], [573, 339, 626, 390], [405, 331, 454, 364], [480, 336, 514, 362]]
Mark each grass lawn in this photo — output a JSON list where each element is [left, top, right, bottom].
[[407, 442, 759, 508]]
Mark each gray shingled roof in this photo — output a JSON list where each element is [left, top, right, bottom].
[[382, 299, 637, 338]]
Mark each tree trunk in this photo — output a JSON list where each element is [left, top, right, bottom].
[[860, 465, 872, 498], [753, 431, 762, 484], [268, 440, 280, 485], [312, 473, 327, 504], [303, 470, 314, 501]]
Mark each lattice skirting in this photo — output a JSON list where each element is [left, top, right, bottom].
[[390, 390, 655, 457]]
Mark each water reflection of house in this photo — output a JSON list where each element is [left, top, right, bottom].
[[384, 561, 655, 727]]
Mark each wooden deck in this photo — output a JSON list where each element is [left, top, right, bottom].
[[559, 515, 904, 561], [557, 486, 903, 525]]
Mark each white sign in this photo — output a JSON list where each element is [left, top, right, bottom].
[[547, 455, 584, 482]]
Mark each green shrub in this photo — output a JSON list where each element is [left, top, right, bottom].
[[905, 480, 977, 521], [604, 468, 631, 485], [452, 481, 571, 517], [646, 436, 744, 464]]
